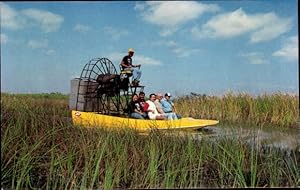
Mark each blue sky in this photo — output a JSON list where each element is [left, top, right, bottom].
[[1, 1, 298, 97]]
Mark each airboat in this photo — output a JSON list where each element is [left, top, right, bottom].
[[70, 57, 219, 132]]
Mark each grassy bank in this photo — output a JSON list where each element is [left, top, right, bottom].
[[175, 92, 299, 128], [1, 93, 299, 188]]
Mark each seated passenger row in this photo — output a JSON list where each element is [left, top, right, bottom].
[[128, 92, 181, 120]]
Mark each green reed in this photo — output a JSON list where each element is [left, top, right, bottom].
[[1, 93, 299, 189], [175, 92, 299, 128]]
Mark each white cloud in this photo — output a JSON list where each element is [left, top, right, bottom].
[[46, 49, 56, 55], [21, 8, 64, 32], [272, 36, 298, 62], [106, 52, 124, 64], [136, 1, 219, 36], [166, 40, 201, 58], [0, 33, 8, 44], [134, 2, 146, 11], [191, 8, 292, 43], [27, 39, 56, 55], [73, 24, 90, 33], [103, 26, 129, 40], [0, 3, 64, 33], [0, 2, 26, 30], [250, 15, 292, 43], [107, 52, 161, 66], [28, 39, 48, 49], [135, 55, 162, 66], [240, 52, 269, 65], [153, 40, 201, 58]]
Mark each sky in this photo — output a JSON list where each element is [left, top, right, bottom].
[[1, 1, 299, 97]]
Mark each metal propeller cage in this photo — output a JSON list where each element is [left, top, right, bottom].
[[72, 57, 144, 116]]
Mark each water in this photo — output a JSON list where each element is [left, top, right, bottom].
[[197, 123, 300, 151], [161, 123, 299, 152]]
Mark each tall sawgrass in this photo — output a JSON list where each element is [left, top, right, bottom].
[[1, 93, 299, 189], [175, 92, 299, 128]]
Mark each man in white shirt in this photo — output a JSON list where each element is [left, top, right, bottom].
[[146, 93, 166, 120]]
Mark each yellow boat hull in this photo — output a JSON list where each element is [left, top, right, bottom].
[[71, 111, 219, 132]]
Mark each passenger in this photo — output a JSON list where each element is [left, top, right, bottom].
[[146, 93, 166, 120], [137, 91, 149, 119], [154, 93, 178, 120], [137, 91, 147, 111], [128, 94, 147, 119], [120, 48, 142, 86], [161, 92, 182, 119]]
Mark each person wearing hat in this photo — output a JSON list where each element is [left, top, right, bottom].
[[154, 93, 178, 120], [161, 92, 182, 119], [120, 48, 142, 86]]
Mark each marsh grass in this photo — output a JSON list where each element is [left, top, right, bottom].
[[1, 93, 299, 189], [175, 92, 299, 128]]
